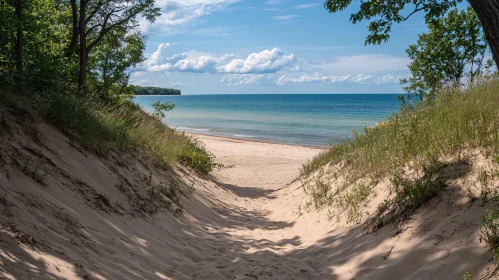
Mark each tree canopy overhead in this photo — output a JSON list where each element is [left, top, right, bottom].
[[400, 7, 491, 101], [324, 0, 499, 70]]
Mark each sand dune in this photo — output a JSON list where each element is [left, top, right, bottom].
[[0, 123, 496, 279]]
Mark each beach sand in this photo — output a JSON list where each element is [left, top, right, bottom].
[[0, 126, 495, 279]]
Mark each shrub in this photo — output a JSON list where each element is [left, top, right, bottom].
[[481, 209, 499, 263]]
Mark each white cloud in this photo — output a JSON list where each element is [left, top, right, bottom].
[[217, 48, 295, 74], [273, 15, 299, 21], [264, 0, 282, 4], [220, 74, 266, 86], [146, 46, 296, 74], [293, 3, 319, 9], [349, 74, 372, 83], [145, 43, 171, 66], [145, 0, 240, 32], [148, 51, 227, 73]]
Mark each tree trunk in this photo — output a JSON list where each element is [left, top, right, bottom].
[[78, 0, 87, 93], [468, 0, 499, 70], [15, 0, 22, 76], [66, 0, 78, 59]]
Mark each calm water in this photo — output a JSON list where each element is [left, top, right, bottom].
[[133, 94, 401, 147]]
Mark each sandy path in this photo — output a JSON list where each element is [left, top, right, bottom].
[[0, 126, 495, 279]]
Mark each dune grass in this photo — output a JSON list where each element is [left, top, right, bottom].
[[301, 78, 499, 230], [0, 87, 220, 176], [301, 79, 499, 180]]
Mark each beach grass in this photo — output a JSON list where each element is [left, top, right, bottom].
[[300, 78, 499, 230], [0, 87, 220, 176], [301, 78, 499, 180]]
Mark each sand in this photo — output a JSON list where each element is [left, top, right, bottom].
[[0, 123, 497, 279]]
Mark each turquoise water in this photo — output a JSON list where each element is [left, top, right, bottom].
[[133, 94, 401, 147]]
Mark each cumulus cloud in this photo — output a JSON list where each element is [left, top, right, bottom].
[[217, 48, 295, 74], [145, 43, 171, 66], [146, 46, 296, 74], [148, 52, 224, 73]]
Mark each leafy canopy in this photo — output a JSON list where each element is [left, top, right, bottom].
[[324, 0, 461, 45], [400, 7, 491, 101]]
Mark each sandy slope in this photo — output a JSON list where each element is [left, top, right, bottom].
[[0, 122, 497, 279]]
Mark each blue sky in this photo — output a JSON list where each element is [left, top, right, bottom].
[[130, 0, 432, 94]]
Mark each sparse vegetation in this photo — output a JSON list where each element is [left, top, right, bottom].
[[337, 184, 372, 224], [480, 208, 499, 278], [367, 161, 446, 232], [302, 79, 499, 231]]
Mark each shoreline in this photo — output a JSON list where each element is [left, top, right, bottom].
[[185, 132, 329, 150]]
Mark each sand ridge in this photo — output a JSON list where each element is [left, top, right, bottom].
[[0, 124, 496, 279]]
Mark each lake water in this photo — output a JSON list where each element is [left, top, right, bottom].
[[133, 94, 401, 147]]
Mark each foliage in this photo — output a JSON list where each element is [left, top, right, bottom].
[[337, 184, 372, 224], [0, 0, 74, 88], [400, 7, 492, 102], [130, 85, 182, 95], [75, 0, 160, 90], [88, 30, 146, 97], [481, 209, 499, 264], [151, 101, 175, 119], [462, 272, 472, 280], [323, 0, 461, 45]]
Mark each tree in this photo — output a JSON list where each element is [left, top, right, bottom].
[[400, 7, 490, 101], [88, 30, 146, 95], [72, 0, 160, 92], [1, 0, 72, 87], [323, 0, 499, 70]]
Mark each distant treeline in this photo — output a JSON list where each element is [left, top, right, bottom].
[[130, 85, 181, 95]]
